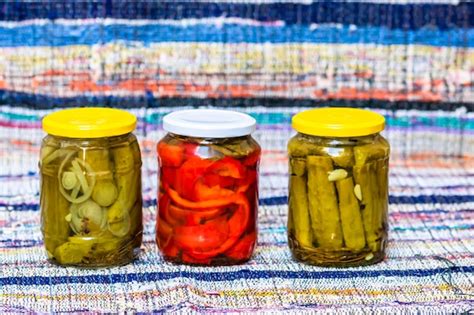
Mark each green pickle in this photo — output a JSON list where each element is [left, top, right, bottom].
[[288, 133, 389, 267], [306, 156, 343, 249], [288, 159, 312, 248], [40, 134, 142, 267]]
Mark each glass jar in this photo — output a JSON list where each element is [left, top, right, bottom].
[[288, 108, 390, 267], [40, 108, 143, 267], [156, 109, 260, 266]]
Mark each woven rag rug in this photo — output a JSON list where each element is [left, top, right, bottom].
[[0, 1, 473, 313]]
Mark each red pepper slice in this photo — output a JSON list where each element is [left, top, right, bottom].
[[194, 180, 235, 201], [157, 222, 180, 259], [237, 169, 257, 193], [202, 173, 236, 188], [185, 193, 250, 260], [157, 142, 185, 167], [208, 156, 246, 179], [156, 214, 173, 247], [160, 166, 178, 190], [167, 186, 237, 209], [174, 216, 229, 252], [243, 147, 261, 167], [225, 231, 256, 261], [174, 156, 215, 200], [168, 204, 223, 225], [183, 142, 198, 158], [181, 252, 211, 265], [162, 241, 180, 259], [156, 227, 180, 258], [158, 192, 181, 226]]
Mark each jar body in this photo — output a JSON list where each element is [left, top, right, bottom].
[[40, 133, 143, 267], [156, 133, 260, 266], [288, 132, 389, 267]]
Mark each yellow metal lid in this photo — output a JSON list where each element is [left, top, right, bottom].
[[292, 107, 385, 137], [42, 107, 137, 138]]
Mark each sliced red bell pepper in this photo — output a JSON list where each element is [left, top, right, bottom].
[[174, 216, 229, 252], [237, 169, 257, 193], [243, 147, 261, 167], [174, 156, 215, 200], [202, 173, 236, 188], [156, 215, 173, 248], [194, 180, 235, 201], [158, 228, 180, 259], [168, 204, 223, 225], [157, 142, 185, 167], [167, 186, 237, 209], [157, 222, 180, 259], [162, 241, 180, 259], [160, 166, 178, 190], [181, 252, 211, 265], [183, 142, 198, 158], [208, 156, 246, 179], [225, 231, 256, 261], [185, 193, 250, 260], [158, 192, 182, 226]]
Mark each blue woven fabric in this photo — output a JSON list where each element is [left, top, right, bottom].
[[0, 1, 473, 312]]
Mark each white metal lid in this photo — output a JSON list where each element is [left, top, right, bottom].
[[163, 109, 256, 138]]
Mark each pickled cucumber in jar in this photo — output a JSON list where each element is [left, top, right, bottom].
[[288, 108, 389, 267], [40, 108, 143, 267]]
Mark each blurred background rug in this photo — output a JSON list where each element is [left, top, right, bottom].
[[0, 1, 473, 313]]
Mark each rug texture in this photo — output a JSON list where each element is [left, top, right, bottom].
[[0, 1, 473, 313]]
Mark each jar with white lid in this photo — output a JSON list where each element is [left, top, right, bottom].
[[156, 109, 260, 266]]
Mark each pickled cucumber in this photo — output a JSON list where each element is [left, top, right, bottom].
[[85, 149, 118, 207], [107, 144, 139, 229], [53, 237, 94, 265], [327, 147, 354, 168], [288, 159, 312, 248], [353, 162, 379, 252], [336, 177, 366, 251], [354, 142, 388, 166], [288, 137, 325, 157], [306, 156, 343, 249], [287, 132, 389, 267], [40, 135, 142, 267], [40, 173, 71, 255]]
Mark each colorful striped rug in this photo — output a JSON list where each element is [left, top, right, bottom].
[[1, 1, 473, 313]]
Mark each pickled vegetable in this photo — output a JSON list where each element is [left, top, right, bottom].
[[336, 178, 366, 251], [156, 134, 260, 266], [39, 134, 142, 267], [288, 159, 312, 248], [288, 133, 389, 267], [306, 156, 343, 249], [40, 156, 70, 256]]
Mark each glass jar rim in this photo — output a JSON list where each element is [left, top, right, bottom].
[[163, 109, 256, 138], [42, 107, 137, 138], [292, 107, 385, 137]]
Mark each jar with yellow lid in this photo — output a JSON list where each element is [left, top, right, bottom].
[[40, 108, 143, 267], [288, 107, 389, 267]]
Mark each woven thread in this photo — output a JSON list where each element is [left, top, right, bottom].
[[0, 0, 473, 312]]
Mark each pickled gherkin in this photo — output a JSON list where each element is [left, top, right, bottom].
[[85, 149, 117, 207], [336, 177, 366, 251], [306, 156, 343, 249], [39, 133, 143, 267], [288, 159, 312, 248], [288, 112, 389, 267], [40, 164, 70, 256], [353, 162, 385, 252]]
